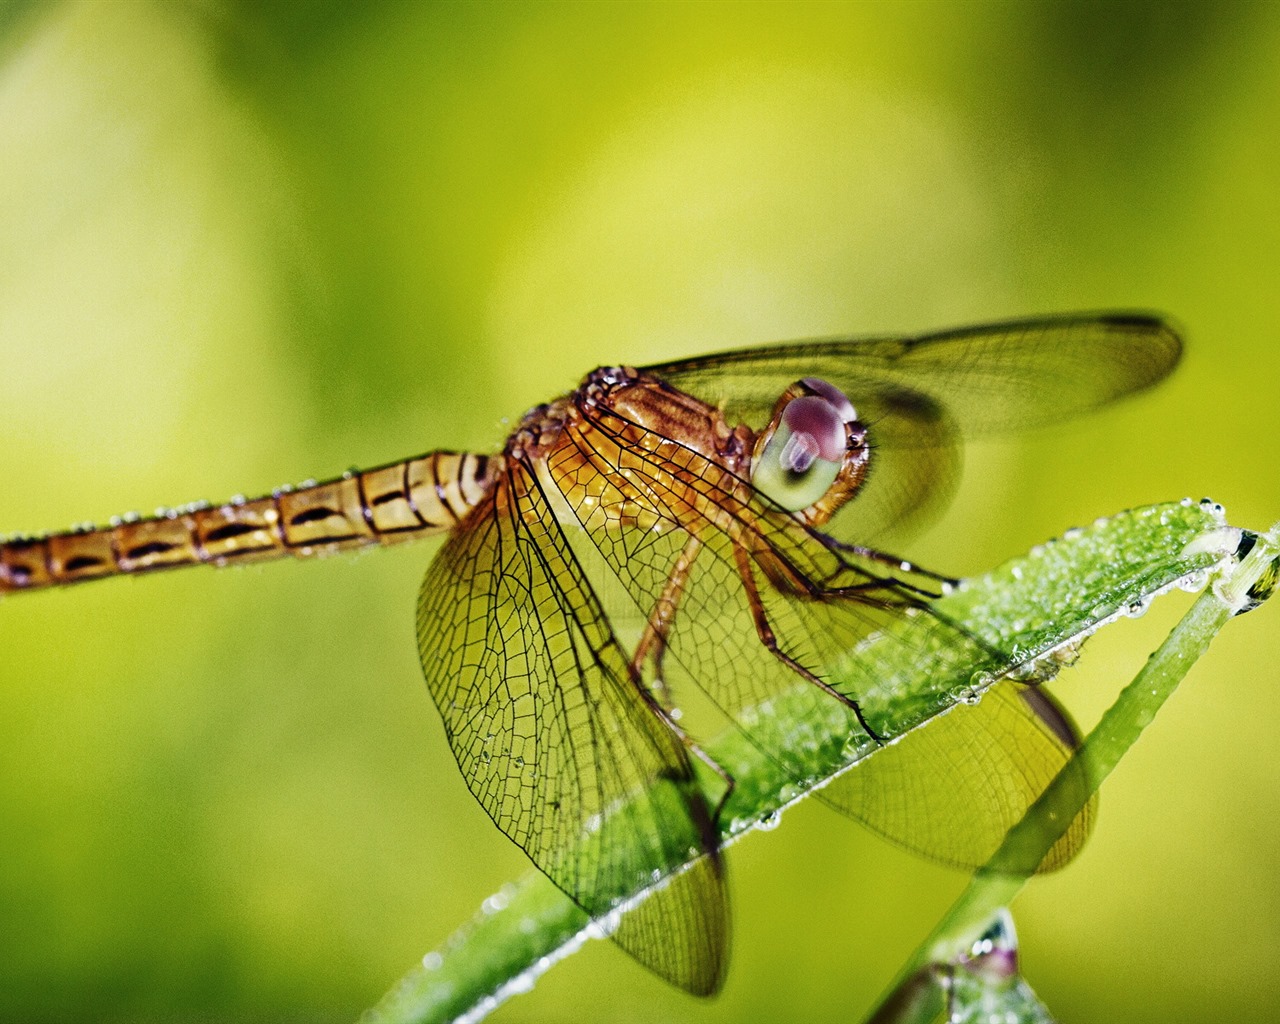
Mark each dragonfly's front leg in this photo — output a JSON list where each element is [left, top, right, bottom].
[[816, 532, 958, 600], [628, 534, 736, 822], [731, 541, 886, 745]]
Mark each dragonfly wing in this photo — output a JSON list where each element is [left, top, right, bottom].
[[417, 458, 728, 995], [551, 409, 1094, 872], [820, 681, 1095, 873], [558, 414, 1008, 748], [683, 518, 1094, 872], [643, 313, 1180, 437], [644, 313, 1180, 543]]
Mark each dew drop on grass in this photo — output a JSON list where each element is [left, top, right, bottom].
[[1178, 570, 1208, 593], [482, 885, 514, 915], [585, 909, 622, 940], [1124, 596, 1152, 618], [506, 971, 537, 995]]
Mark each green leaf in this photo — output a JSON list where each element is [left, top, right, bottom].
[[362, 500, 1263, 1024]]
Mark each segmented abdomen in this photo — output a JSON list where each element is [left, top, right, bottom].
[[0, 451, 495, 593]]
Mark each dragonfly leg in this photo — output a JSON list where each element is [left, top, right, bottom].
[[630, 535, 702, 709], [626, 667, 737, 827], [628, 535, 736, 823], [657, 706, 737, 827], [732, 541, 886, 746], [817, 533, 959, 598]]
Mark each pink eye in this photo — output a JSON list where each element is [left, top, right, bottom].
[[800, 377, 857, 423], [751, 382, 857, 513], [782, 395, 847, 463]]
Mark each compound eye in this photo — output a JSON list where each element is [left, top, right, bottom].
[[800, 376, 857, 423], [751, 393, 849, 512]]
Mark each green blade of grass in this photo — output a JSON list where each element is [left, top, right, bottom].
[[363, 499, 1257, 1024], [864, 514, 1280, 1024]]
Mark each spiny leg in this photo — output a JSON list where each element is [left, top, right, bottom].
[[817, 533, 959, 598], [732, 541, 886, 745], [628, 535, 736, 823], [630, 535, 702, 706]]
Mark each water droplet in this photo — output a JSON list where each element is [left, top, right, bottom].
[[585, 909, 622, 939], [1124, 596, 1151, 618], [778, 783, 802, 803], [506, 971, 536, 995], [421, 951, 443, 971], [755, 810, 782, 832], [482, 886, 513, 915], [1062, 527, 1083, 541], [1178, 570, 1208, 593]]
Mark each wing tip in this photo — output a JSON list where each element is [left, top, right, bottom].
[[1095, 309, 1185, 387]]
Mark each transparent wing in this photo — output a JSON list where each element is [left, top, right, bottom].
[[643, 313, 1180, 543], [823, 682, 1094, 873], [549, 406, 1091, 872], [643, 313, 1180, 437], [417, 458, 728, 995]]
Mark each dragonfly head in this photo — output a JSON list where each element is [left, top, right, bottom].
[[750, 377, 869, 525]]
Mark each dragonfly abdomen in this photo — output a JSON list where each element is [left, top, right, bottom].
[[0, 451, 494, 593]]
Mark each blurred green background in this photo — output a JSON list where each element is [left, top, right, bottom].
[[2, 1, 1278, 1021]]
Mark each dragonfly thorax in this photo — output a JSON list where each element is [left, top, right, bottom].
[[579, 367, 752, 474]]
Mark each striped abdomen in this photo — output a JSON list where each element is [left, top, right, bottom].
[[0, 451, 495, 594]]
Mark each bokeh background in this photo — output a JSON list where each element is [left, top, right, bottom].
[[2, 2, 1278, 1022]]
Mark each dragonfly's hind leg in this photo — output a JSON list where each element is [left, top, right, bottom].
[[630, 536, 701, 708], [732, 541, 886, 746], [629, 535, 737, 825], [650, 698, 738, 828]]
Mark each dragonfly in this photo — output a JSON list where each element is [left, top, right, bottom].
[[0, 313, 1180, 996]]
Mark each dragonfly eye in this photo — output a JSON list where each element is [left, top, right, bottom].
[[751, 385, 854, 512]]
